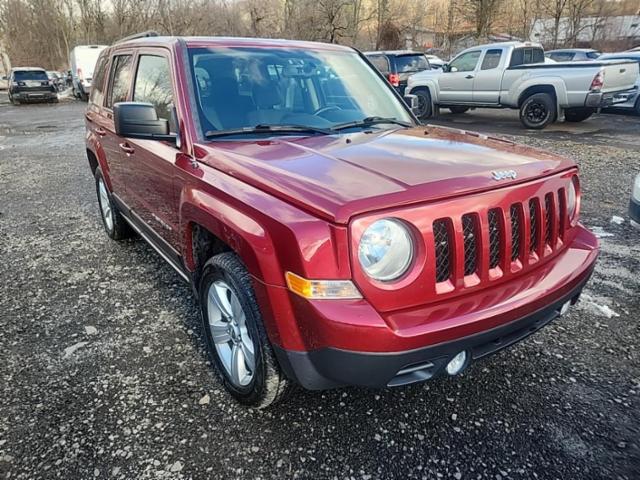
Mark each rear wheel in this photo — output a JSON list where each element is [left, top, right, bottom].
[[564, 107, 594, 122], [199, 253, 290, 408], [412, 88, 432, 120], [520, 93, 556, 129], [9, 95, 19, 105], [95, 169, 132, 240], [635, 97, 640, 116], [449, 106, 469, 114]]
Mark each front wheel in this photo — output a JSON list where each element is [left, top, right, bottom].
[[564, 107, 594, 123], [519, 93, 556, 129], [412, 88, 433, 120], [200, 253, 290, 408]]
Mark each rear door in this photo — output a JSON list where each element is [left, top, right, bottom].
[[438, 50, 481, 103], [99, 52, 135, 202], [122, 49, 181, 250], [472, 48, 504, 104]]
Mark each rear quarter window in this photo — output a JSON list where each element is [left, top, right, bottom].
[[90, 52, 110, 106]]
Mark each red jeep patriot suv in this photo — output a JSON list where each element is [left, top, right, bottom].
[[85, 34, 599, 407]]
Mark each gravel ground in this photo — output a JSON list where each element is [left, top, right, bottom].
[[0, 99, 639, 480]]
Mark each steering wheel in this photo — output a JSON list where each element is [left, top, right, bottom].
[[313, 105, 342, 116]]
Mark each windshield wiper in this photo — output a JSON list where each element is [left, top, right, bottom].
[[205, 124, 333, 138], [331, 116, 413, 132]]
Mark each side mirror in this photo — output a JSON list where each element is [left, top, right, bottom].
[[114, 102, 176, 142], [442, 64, 450, 72], [403, 94, 419, 114]]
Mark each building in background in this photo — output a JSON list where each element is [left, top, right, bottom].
[[530, 15, 640, 50]]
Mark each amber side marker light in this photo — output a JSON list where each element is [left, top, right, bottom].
[[285, 272, 362, 300]]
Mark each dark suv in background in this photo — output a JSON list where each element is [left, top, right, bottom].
[[365, 50, 430, 95], [8, 67, 58, 104]]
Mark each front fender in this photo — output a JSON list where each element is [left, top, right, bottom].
[[407, 77, 441, 104]]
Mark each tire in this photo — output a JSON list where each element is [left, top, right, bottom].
[[94, 169, 132, 240], [564, 107, 594, 122], [449, 106, 469, 114], [199, 252, 290, 408], [80, 91, 89, 102], [635, 97, 640, 116], [9, 95, 19, 105], [519, 93, 556, 129], [412, 88, 433, 120]]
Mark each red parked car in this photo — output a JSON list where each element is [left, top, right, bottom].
[[85, 33, 599, 407]]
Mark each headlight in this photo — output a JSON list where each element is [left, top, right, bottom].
[[358, 218, 413, 281], [567, 176, 578, 221]]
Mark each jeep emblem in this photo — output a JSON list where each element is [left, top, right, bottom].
[[491, 170, 517, 181]]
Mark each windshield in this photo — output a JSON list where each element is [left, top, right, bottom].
[[395, 54, 429, 73], [188, 46, 414, 137], [14, 70, 48, 81]]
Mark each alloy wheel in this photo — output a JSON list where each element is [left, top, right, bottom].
[[207, 280, 256, 387], [98, 178, 114, 232]]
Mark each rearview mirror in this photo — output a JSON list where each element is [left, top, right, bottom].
[[403, 94, 419, 114], [114, 102, 175, 142]]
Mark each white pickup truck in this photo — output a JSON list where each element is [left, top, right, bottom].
[[406, 41, 639, 129]]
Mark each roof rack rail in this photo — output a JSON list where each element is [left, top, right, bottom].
[[116, 31, 160, 44]]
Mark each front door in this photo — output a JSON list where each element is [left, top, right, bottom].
[[438, 50, 481, 103], [122, 50, 181, 251], [472, 48, 504, 104]]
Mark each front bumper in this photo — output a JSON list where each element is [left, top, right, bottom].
[[585, 88, 636, 108], [275, 271, 591, 389], [270, 225, 599, 390]]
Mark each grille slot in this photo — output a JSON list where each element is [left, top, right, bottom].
[[488, 209, 502, 269], [462, 214, 478, 276], [529, 199, 539, 252], [544, 193, 554, 246], [557, 188, 566, 240], [510, 204, 521, 261], [433, 219, 452, 282]]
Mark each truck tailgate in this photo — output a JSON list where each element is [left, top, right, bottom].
[[602, 61, 639, 92]]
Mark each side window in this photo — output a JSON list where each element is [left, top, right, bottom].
[[368, 55, 390, 74], [106, 55, 133, 109], [481, 49, 502, 70], [449, 51, 481, 72], [90, 53, 109, 106], [133, 55, 174, 122]]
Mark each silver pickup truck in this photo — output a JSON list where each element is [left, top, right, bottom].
[[406, 41, 639, 129]]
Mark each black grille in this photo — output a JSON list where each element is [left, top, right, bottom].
[[488, 209, 501, 269], [557, 188, 566, 239], [462, 214, 478, 276], [510, 204, 521, 261], [529, 199, 538, 252], [544, 193, 553, 245], [433, 220, 451, 282]]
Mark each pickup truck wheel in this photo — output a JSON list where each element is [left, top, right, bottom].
[[564, 107, 594, 122], [519, 93, 556, 129], [200, 252, 290, 408], [449, 106, 469, 114], [413, 88, 432, 120], [95, 170, 132, 240], [635, 97, 640, 116]]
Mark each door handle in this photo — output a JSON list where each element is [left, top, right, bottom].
[[94, 127, 107, 137], [465, 74, 475, 79], [119, 142, 135, 155]]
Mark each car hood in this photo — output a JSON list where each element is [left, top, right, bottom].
[[194, 126, 574, 224]]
